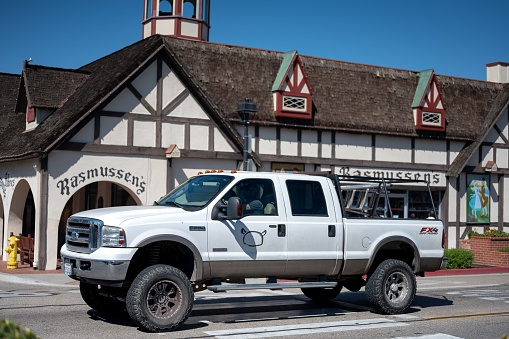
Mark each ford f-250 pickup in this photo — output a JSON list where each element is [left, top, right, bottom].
[[60, 171, 446, 332]]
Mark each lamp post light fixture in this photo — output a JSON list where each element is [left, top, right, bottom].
[[237, 98, 257, 171]]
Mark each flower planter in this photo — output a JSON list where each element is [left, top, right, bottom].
[[467, 236, 509, 267]]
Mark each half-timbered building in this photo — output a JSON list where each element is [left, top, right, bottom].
[[1, 0, 509, 269]]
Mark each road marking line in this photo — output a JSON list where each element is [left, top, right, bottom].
[[392, 334, 463, 339], [418, 283, 501, 291], [204, 318, 407, 338]]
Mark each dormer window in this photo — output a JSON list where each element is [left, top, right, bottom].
[[412, 70, 446, 132], [272, 51, 313, 120]]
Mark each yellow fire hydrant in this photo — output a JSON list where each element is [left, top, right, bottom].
[[4, 232, 19, 269]]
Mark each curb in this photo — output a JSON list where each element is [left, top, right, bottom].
[[425, 266, 509, 276]]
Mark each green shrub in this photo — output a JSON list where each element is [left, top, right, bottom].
[[468, 229, 509, 238], [444, 248, 474, 269], [0, 319, 38, 339], [499, 247, 509, 253]]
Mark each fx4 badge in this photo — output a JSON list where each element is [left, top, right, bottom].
[[420, 227, 439, 235]]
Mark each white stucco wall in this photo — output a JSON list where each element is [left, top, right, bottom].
[[132, 61, 157, 111], [258, 127, 277, 155], [0, 159, 39, 262], [414, 139, 447, 165], [280, 128, 298, 157], [301, 130, 318, 158], [133, 120, 157, 147], [214, 127, 235, 152], [336, 133, 371, 160], [189, 125, 209, 151], [45, 151, 168, 269], [100, 117, 128, 145], [103, 88, 151, 114], [162, 122, 185, 148], [70, 120, 95, 143], [375, 136, 412, 163]]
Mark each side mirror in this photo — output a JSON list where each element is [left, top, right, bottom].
[[226, 197, 243, 220], [211, 197, 243, 220]]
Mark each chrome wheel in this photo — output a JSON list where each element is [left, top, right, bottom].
[[384, 271, 409, 305]]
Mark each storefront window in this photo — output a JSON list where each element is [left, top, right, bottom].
[[376, 190, 441, 219]]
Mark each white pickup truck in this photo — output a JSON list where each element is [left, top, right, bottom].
[[60, 171, 446, 332]]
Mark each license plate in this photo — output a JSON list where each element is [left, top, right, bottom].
[[64, 262, 73, 276]]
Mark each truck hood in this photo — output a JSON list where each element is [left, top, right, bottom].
[[70, 205, 188, 226]]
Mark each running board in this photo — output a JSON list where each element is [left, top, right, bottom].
[[207, 281, 337, 292]]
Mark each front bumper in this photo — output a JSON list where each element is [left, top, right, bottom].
[[60, 246, 136, 287]]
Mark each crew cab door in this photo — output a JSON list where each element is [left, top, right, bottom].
[[281, 177, 342, 276], [207, 178, 288, 278]]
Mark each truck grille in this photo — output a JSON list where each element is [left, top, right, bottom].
[[65, 218, 103, 253]]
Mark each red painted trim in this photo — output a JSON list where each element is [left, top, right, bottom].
[[27, 107, 35, 123], [415, 74, 446, 132], [414, 108, 445, 132], [274, 92, 313, 120], [486, 61, 509, 67]]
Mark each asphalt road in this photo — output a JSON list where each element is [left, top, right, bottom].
[[0, 273, 508, 339]]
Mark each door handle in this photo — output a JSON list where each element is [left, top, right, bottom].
[[328, 225, 336, 237], [278, 224, 286, 237]]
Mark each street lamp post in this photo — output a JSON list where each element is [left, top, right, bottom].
[[236, 98, 257, 171]]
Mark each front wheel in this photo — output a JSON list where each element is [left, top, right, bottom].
[[301, 285, 342, 302], [126, 265, 194, 332], [365, 259, 416, 314]]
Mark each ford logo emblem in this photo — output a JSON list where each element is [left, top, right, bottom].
[[70, 231, 79, 241]]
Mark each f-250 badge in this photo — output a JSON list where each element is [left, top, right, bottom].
[[241, 228, 267, 247], [420, 227, 439, 234]]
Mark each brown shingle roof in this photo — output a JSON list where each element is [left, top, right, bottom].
[[23, 64, 89, 108], [0, 72, 20, 115], [164, 37, 502, 139], [0, 35, 506, 166]]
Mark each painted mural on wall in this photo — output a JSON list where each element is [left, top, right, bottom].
[[467, 174, 490, 223]]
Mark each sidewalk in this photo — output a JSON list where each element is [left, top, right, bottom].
[[0, 263, 78, 287], [1, 262, 509, 288]]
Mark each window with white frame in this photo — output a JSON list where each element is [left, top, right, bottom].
[[422, 112, 441, 126], [283, 95, 307, 112]]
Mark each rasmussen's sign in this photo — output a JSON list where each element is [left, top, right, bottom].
[[336, 166, 444, 186], [0, 172, 15, 198], [57, 167, 147, 195]]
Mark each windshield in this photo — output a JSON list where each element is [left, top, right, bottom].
[[156, 175, 234, 210]]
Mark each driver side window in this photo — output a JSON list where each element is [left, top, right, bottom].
[[222, 179, 278, 216]]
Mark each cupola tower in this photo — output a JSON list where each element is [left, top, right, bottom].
[[142, 0, 210, 41]]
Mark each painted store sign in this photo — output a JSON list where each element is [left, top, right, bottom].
[[56, 167, 147, 196], [336, 166, 444, 186]]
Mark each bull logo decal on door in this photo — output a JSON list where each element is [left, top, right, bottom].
[[241, 228, 267, 247]]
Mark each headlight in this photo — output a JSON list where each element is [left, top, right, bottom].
[[101, 226, 126, 247]]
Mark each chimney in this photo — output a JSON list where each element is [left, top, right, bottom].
[[487, 62, 509, 83]]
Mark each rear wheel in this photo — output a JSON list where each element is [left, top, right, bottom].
[[126, 265, 194, 332], [365, 259, 416, 314], [301, 285, 342, 302], [79, 282, 125, 313]]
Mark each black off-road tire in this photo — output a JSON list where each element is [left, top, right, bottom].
[[301, 285, 342, 302], [365, 259, 416, 314], [126, 265, 194, 332], [79, 282, 125, 313]]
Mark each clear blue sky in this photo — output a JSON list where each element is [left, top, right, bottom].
[[1, 1, 507, 81]]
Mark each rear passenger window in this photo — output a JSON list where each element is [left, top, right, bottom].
[[286, 180, 328, 216]]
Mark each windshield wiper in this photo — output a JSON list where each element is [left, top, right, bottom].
[[163, 201, 184, 209]]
